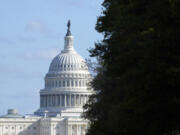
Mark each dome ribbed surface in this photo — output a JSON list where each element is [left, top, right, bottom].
[[49, 51, 88, 72]]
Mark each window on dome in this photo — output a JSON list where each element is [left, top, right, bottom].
[[71, 81, 74, 87], [49, 81, 51, 87], [59, 81, 61, 87], [58, 95, 60, 105], [67, 81, 70, 86], [52, 81, 54, 87], [55, 81, 57, 87]]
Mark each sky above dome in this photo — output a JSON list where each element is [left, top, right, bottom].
[[0, 0, 103, 115]]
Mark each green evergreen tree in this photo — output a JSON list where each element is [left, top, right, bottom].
[[83, 0, 180, 135]]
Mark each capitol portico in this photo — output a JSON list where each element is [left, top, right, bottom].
[[0, 21, 93, 135]]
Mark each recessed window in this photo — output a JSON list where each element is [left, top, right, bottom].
[[55, 81, 57, 87], [59, 81, 61, 87], [67, 81, 69, 86], [71, 81, 74, 87], [52, 81, 54, 87]]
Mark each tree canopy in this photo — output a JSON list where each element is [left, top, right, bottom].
[[83, 0, 180, 135]]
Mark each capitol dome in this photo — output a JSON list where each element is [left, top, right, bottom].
[[35, 21, 93, 117]]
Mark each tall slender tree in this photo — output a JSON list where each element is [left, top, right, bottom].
[[84, 0, 180, 135]]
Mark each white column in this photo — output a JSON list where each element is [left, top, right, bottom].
[[49, 95, 52, 106], [42, 96, 45, 107], [76, 125, 79, 135], [74, 94, 77, 107], [43, 96, 45, 107], [57, 95, 59, 106], [79, 94, 81, 106], [69, 95, 71, 107], [87, 95, 89, 102], [52, 95, 54, 106], [60, 95, 62, 106], [40, 95, 42, 107], [82, 95, 84, 105], [85, 124, 88, 133], [49, 95, 51, 106], [45, 96, 47, 107], [80, 95, 82, 105], [80, 125, 82, 135], [65, 94, 67, 107], [55, 95, 57, 106], [47, 96, 49, 106], [77, 95, 80, 106], [69, 125, 72, 135]]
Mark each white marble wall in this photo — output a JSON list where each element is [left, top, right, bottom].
[[0, 118, 40, 135]]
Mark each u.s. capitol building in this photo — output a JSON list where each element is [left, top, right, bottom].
[[0, 21, 93, 135]]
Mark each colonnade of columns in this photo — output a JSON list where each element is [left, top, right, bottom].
[[40, 94, 89, 108]]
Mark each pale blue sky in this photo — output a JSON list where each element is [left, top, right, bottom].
[[0, 0, 103, 115]]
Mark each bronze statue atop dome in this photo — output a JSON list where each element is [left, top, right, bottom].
[[66, 20, 72, 36]]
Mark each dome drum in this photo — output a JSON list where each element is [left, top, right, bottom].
[[39, 93, 90, 108]]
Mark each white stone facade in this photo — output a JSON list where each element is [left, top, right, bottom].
[[0, 22, 92, 135], [0, 117, 88, 135]]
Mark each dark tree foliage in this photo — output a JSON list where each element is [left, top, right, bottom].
[[83, 0, 180, 135]]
